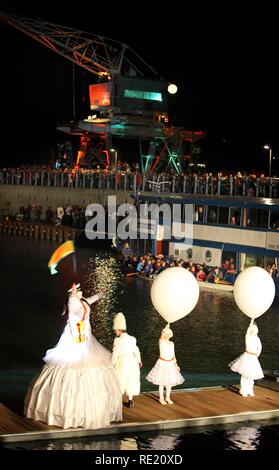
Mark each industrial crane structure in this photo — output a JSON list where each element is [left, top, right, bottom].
[[0, 8, 206, 173]]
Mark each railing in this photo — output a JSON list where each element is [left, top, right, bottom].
[[0, 219, 81, 242], [0, 169, 279, 198]]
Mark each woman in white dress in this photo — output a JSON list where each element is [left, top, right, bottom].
[[146, 324, 184, 405], [229, 322, 264, 397], [24, 283, 122, 429]]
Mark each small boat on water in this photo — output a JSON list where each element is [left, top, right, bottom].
[[124, 271, 234, 290], [198, 281, 234, 292]]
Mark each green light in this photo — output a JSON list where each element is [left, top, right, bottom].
[[124, 89, 162, 102], [111, 124, 125, 129], [141, 155, 153, 173], [169, 151, 180, 174]]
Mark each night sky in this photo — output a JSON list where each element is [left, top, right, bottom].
[[0, 1, 278, 174]]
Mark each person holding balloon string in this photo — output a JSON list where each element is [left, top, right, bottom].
[[229, 320, 264, 396], [146, 323, 184, 404], [149, 266, 200, 405], [229, 266, 276, 398]]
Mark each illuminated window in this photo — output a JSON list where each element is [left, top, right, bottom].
[[89, 83, 112, 109], [124, 89, 162, 101]]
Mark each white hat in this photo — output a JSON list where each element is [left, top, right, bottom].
[[113, 312, 127, 330], [68, 283, 81, 293], [161, 323, 173, 339], [247, 322, 258, 335]]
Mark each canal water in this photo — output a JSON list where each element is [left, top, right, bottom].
[[1, 234, 279, 450]]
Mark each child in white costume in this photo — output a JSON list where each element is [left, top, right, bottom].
[[24, 283, 122, 429], [112, 312, 142, 408], [229, 322, 264, 397], [146, 324, 184, 405]]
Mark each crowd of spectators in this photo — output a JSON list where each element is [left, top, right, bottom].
[[15, 203, 88, 229], [1, 164, 279, 198], [121, 247, 278, 284], [121, 252, 239, 285]]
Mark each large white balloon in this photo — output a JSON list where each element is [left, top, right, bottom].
[[234, 266, 275, 319], [151, 267, 199, 323]]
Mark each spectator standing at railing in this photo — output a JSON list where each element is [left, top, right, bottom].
[[45, 207, 54, 224], [30, 204, 37, 222], [56, 205, 64, 223], [65, 204, 73, 225]]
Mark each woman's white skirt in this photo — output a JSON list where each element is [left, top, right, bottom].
[[24, 326, 122, 429], [146, 360, 185, 387], [229, 352, 264, 380], [25, 363, 122, 429]]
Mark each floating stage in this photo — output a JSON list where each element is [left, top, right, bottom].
[[1, 382, 279, 443]]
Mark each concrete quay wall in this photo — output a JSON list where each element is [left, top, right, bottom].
[[0, 185, 134, 216]]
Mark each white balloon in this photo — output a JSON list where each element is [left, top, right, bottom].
[[234, 266, 275, 319], [151, 267, 199, 323]]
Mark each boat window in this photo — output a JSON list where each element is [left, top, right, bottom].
[[270, 210, 279, 230], [246, 209, 269, 228], [207, 206, 218, 223], [186, 248, 193, 259], [218, 206, 229, 225], [136, 238, 153, 255], [229, 207, 241, 225], [242, 253, 265, 268], [221, 251, 236, 266], [172, 204, 183, 224], [194, 205, 204, 222]]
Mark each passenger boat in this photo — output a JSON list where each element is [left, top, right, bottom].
[[129, 193, 279, 287]]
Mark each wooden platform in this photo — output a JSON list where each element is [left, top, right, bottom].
[[1, 384, 279, 443]]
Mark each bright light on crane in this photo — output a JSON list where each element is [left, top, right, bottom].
[[168, 83, 178, 95]]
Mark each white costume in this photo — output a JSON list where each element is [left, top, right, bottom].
[[146, 324, 184, 405], [146, 339, 184, 387], [112, 313, 141, 400], [229, 323, 264, 397], [24, 284, 122, 429], [56, 206, 64, 221]]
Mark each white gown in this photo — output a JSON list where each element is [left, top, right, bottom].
[[229, 334, 264, 380], [112, 333, 141, 397], [146, 339, 185, 387], [24, 294, 122, 429]]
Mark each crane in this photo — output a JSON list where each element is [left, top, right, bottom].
[[0, 8, 205, 173]]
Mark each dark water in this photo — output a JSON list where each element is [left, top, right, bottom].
[[1, 234, 279, 450], [3, 418, 279, 451]]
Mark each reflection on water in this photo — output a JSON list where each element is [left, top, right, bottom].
[[227, 426, 259, 450], [4, 419, 279, 450], [142, 434, 181, 450], [1, 235, 279, 450]]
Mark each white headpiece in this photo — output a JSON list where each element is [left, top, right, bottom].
[[113, 312, 127, 330], [161, 323, 173, 339], [68, 283, 81, 294], [247, 322, 258, 335]]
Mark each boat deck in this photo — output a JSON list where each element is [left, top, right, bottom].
[[1, 382, 279, 443], [125, 273, 234, 291], [198, 282, 234, 292]]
